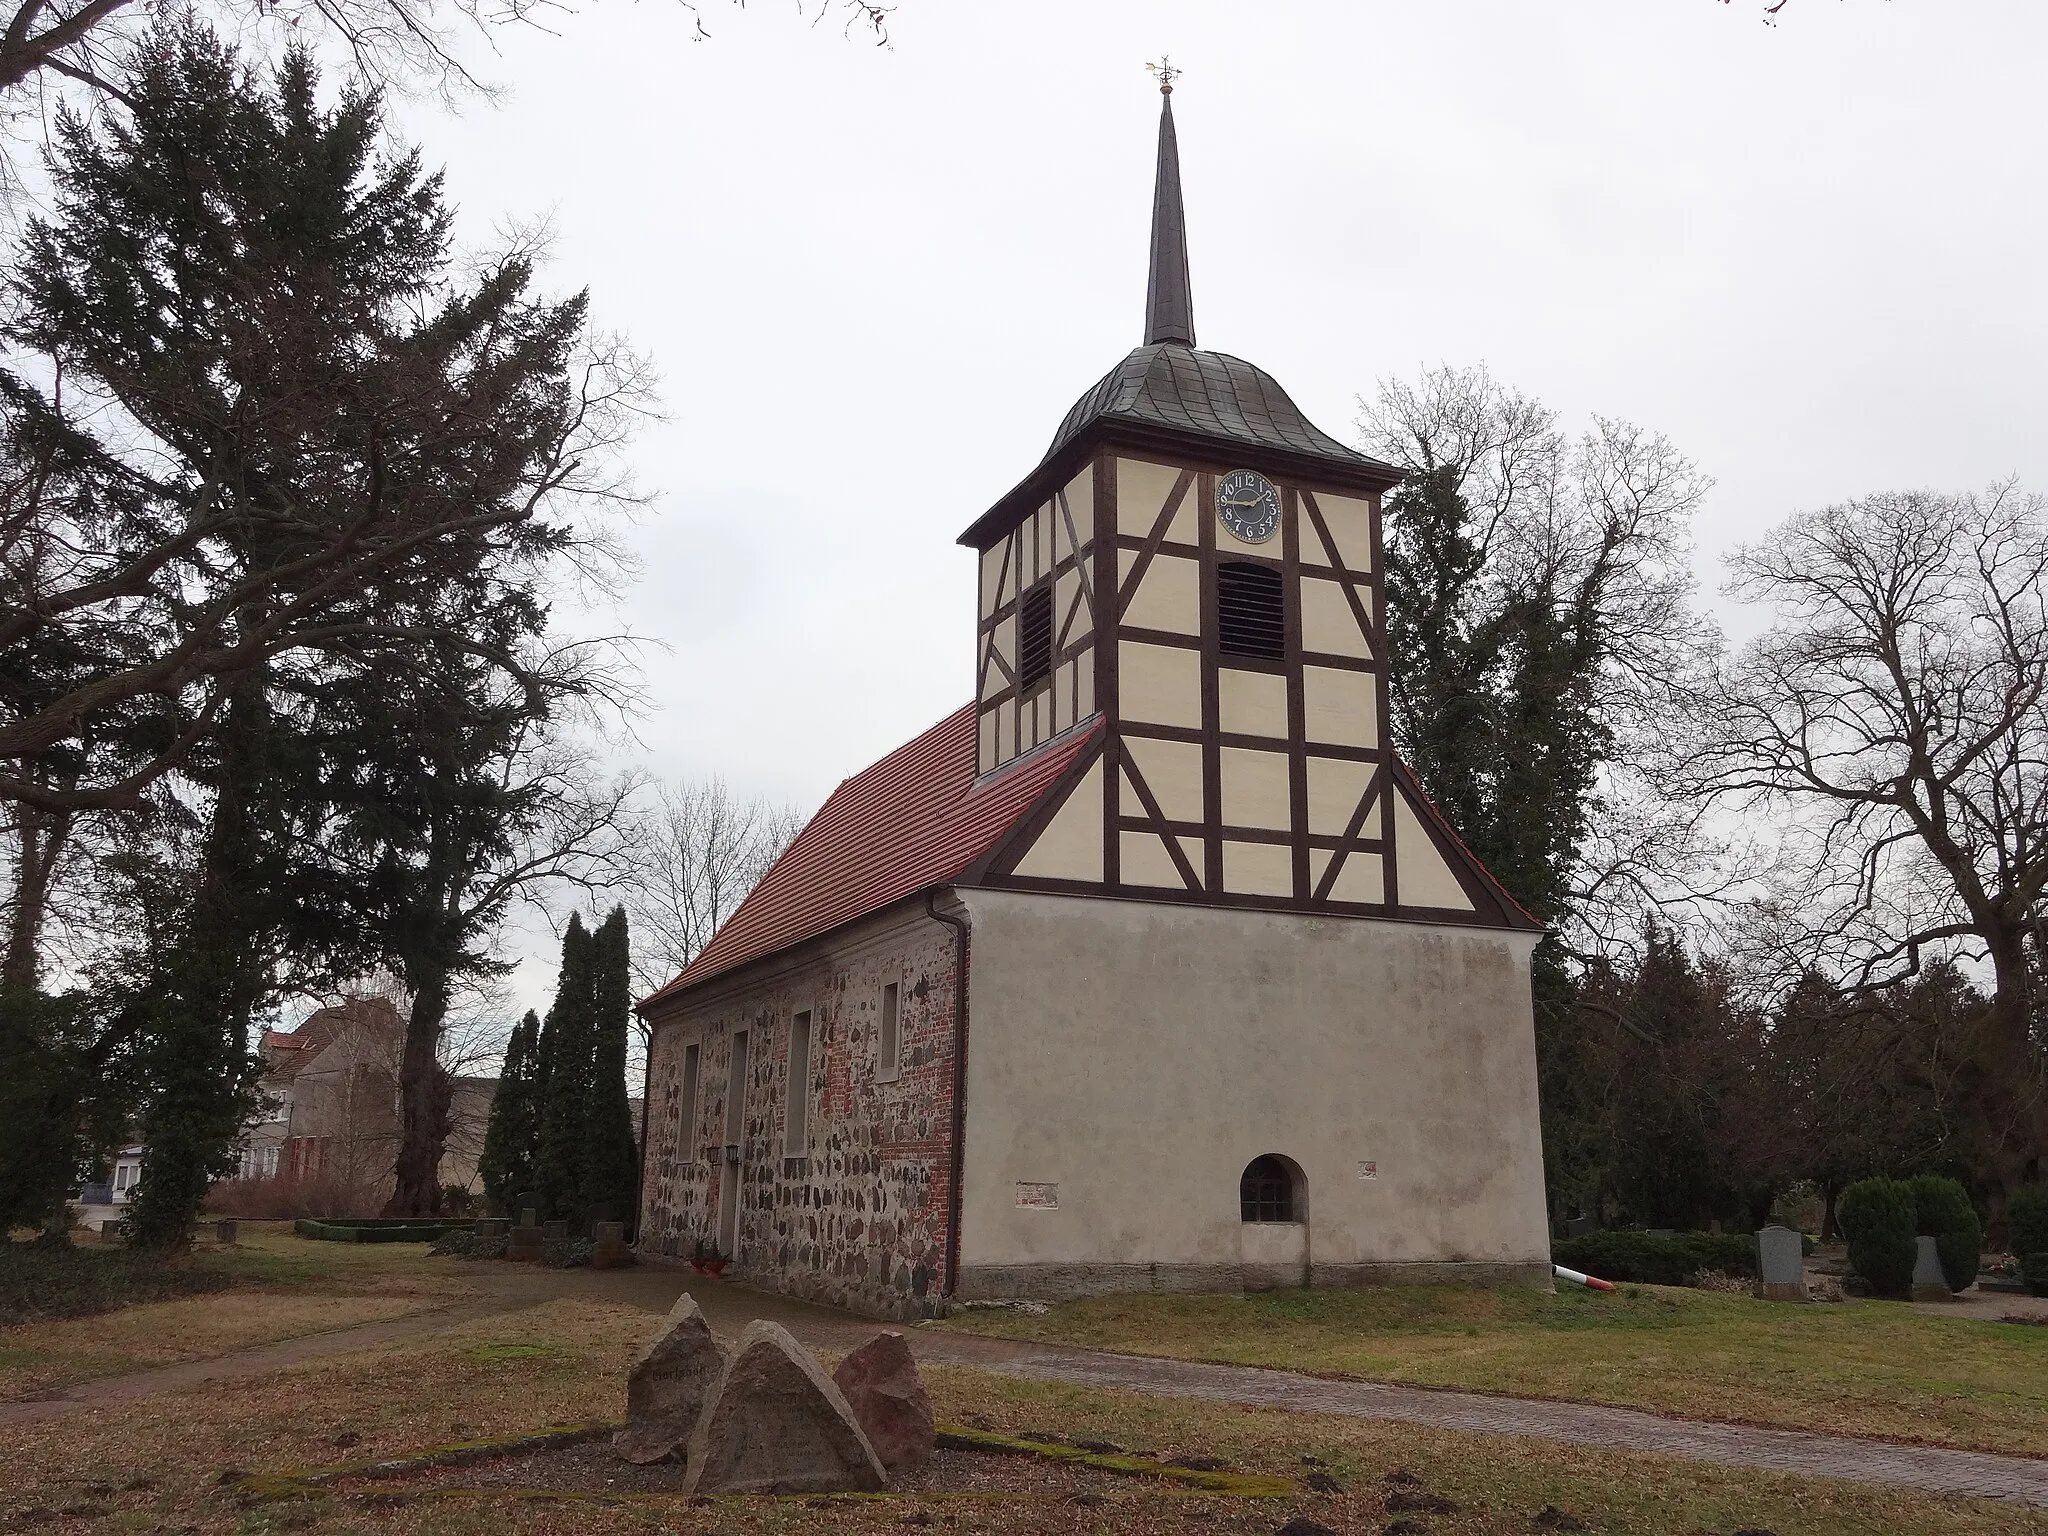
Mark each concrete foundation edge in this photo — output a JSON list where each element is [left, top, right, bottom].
[[955, 1259, 1553, 1301]]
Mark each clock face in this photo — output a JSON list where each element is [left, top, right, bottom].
[[1217, 469, 1281, 544]]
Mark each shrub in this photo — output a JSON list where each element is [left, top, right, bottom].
[[1839, 1177, 1918, 1297], [205, 1175, 384, 1220], [1907, 1174, 1982, 1293], [1551, 1230, 1758, 1286], [2010, 1186, 2048, 1296], [0, 1241, 231, 1326]]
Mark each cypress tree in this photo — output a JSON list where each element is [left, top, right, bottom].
[[477, 1010, 541, 1214], [533, 915, 595, 1220], [579, 907, 641, 1228]]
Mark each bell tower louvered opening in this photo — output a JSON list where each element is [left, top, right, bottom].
[[1019, 583, 1055, 691], [1217, 561, 1285, 661]]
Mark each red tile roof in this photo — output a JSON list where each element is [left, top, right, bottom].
[[642, 706, 1102, 1007]]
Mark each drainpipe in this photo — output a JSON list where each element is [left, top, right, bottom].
[[632, 1015, 653, 1248], [927, 890, 970, 1301]]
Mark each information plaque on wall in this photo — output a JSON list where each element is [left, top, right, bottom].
[[1015, 1182, 1059, 1209]]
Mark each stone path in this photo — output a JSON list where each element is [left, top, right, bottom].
[[976, 1346, 2048, 1506], [7, 1261, 2048, 1505]]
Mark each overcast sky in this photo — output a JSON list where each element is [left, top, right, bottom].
[[381, 0, 2048, 1014]]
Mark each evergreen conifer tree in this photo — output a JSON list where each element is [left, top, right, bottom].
[[533, 915, 595, 1220], [477, 1010, 541, 1213], [579, 907, 641, 1227]]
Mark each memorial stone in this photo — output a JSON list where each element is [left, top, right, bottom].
[[831, 1332, 934, 1471], [614, 1294, 724, 1465], [1755, 1225, 1806, 1302], [682, 1320, 887, 1495], [507, 1207, 543, 1262], [213, 1219, 238, 1245]]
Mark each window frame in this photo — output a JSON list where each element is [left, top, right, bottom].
[[1017, 580, 1056, 694], [784, 1009, 814, 1159], [877, 981, 901, 1083], [679, 1041, 701, 1163], [1217, 559, 1287, 663]]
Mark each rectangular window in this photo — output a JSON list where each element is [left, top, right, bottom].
[[878, 983, 900, 1081], [680, 1043, 701, 1161], [785, 1011, 812, 1157], [1019, 584, 1054, 691]]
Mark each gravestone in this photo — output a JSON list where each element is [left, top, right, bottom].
[[475, 1217, 510, 1240], [506, 1207, 543, 1262], [591, 1220, 631, 1270], [1911, 1234, 1953, 1302], [614, 1294, 725, 1465], [1566, 1216, 1594, 1238], [213, 1219, 238, 1245], [1754, 1225, 1806, 1302], [541, 1219, 569, 1243], [682, 1320, 887, 1496], [831, 1332, 933, 1472]]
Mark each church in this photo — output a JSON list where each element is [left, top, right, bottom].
[[634, 80, 1552, 1319]]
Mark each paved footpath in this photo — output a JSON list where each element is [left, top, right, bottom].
[[7, 1263, 2048, 1506]]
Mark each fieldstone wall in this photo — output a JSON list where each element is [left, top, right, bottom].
[[637, 900, 962, 1320]]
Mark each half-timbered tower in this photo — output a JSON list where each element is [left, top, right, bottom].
[[635, 82, 1551, 1319]]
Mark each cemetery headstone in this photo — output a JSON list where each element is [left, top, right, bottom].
[[1755, 1225, 1806, 1302], [213, 1219, 238, 1245], [591, 1220, 631, 1270], [506, 1206, 543, 1262], [1565, 1216, 1593, 1238], [1911, 1234, 1953, 1302], [541, 1219, 569, 1243], [682, 1320, 887, 1495]]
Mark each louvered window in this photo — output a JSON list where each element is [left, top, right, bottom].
[[1018, 584, 1054, 690], [1218, 562, 1285, 660]]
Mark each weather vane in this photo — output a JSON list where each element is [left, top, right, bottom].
[[1145, 57, 1181, 96]]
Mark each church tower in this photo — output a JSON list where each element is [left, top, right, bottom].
[[965, 77, 1527, 929]]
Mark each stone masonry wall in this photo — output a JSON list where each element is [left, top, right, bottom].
[[637, 901, 961, 1320]]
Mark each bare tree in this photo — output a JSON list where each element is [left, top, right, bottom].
[[624, 776, 802, 1000], [1674, 483, 2048, 1217], [1358, 364, 1716, 955]]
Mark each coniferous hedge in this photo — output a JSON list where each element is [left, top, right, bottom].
[[2009, 1185, 2048, 1296], [1839, 1177, 1919, 1296], [579, 908, 640, 1226], [477, 1010, 541, 1214], [483, 908, 639, 1232], [1550, 1230, 1759, 1286], [1907, 1174, 1981, 1294]]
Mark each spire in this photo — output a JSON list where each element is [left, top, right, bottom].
[[1143, 62, 1195, 348]]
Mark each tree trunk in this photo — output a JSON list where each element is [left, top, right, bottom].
[[1972, 928, 2045, 1248], [3, 802, 73, 991], [384, 967, 453, 1216]]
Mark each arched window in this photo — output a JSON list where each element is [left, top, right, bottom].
[[1240, 1155, 1297, 1223], [1217, 562, 1285, 660]]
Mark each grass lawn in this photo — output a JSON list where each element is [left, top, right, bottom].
[[4, 1292, 2040, 1536], [1, 1223, 477, 1398], [936, 1282, 2048, 1456]]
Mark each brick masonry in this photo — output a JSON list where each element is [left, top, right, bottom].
[[638, 901, 961, 1320]]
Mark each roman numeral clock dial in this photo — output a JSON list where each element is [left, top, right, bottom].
[[1217, 469, 1280, 543]]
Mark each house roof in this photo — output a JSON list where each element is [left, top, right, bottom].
[[641, 707, 1102, 1008], [262, 996, 402, 1078]]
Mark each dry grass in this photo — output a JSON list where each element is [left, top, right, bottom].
[[1, 1223, 478, 1396], [0, 1294, 2041, 1536], [937, 1282, 2048, 1455]]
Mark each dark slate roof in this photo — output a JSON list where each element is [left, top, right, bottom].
[[1046, 343, 1396, 473]]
